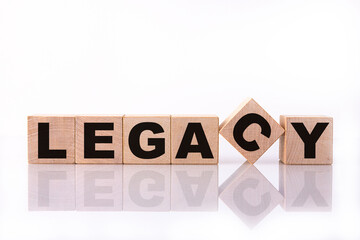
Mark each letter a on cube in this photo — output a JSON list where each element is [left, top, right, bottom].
[[219, 98, 284, 164], [171, 115, 219, 165]]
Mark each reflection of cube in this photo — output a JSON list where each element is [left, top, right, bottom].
[[171, 115, 219, 164], [123, 115, 170, 164], [28, 116, 75, 164], [171, 165, 218, 211], [219, 98, 284, 164], [219, 163, 283, 228], [28, 164, 75, 210], [76, 165, 122, 211], [279, 163, 332, 211], [123, 165, 170, 211], [280, 115, 333, 165], [76, 115, 123, 164]]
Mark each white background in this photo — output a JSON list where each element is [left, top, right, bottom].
[[0, 0, 359, 239]]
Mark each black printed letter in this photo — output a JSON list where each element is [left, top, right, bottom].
[[176, 123, 214, 159], [128, 122, 165, 159], [291, 122, 329, 158], [233, 113, 271, 151], [84, 123, 114, 158], [38, 123, 67, 158]]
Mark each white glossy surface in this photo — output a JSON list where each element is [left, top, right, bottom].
[[1, 0, 359, 239], [0, 136, 359, 239]]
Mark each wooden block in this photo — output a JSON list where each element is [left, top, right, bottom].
[[123, 165, 170, 211], [219, 98, 284, 164], [171, 165, 218, 211], [76, 115, 123, 164], [171, 115, 219, 165], [219, 162, 283, 228], [76, 164, 122, 211], [279, 163, 332, 211], [28, 164, 75, 210], [123, 115, 170, 164], [28, 116, 75, 164], [279, 115, 333, 165]]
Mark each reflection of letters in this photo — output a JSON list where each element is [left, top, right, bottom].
[[84, 171, 115, 207], [123, 165, 170, 211], [233, 178, 271, 216], [38, 171, 66, 207], [176, 171, 213, 207], [171, 165, 218, 211], [292, 171, 327, 207], [219, 163, 283, 228], [29, 165, 75, 211], [129, 171, 164, 207], [279, 164, 332, 211], [76, 165, 122, 211]]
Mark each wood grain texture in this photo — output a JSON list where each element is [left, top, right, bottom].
[[123, 115, 170, 164], [219, 98, 284, 164], [171, 115, 219, 165], [279, 115, 333, 165], [28, 116, 75, 164], [76, 115, 123, 164]]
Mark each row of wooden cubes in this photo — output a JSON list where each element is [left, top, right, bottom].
[[28, 115, 219, 164], [28, 99, 333, 165]]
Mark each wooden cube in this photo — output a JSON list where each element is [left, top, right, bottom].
[[171, 165, 218, 211], [219, 98, 284, 164], [279, 163, 332, 211], [171, 115, 219, 165], [76, 115, 123, 164], [123, 115, 170, 164], [279, 115, 333, 165], [123, 165, 170, 211], [28, 116, 75, 164], [219, 162, 283, 227], [28, 164, 75, 210], [76, 164, 123, 211]]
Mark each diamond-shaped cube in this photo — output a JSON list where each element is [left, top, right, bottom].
[[219, 98, 284, 164]]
